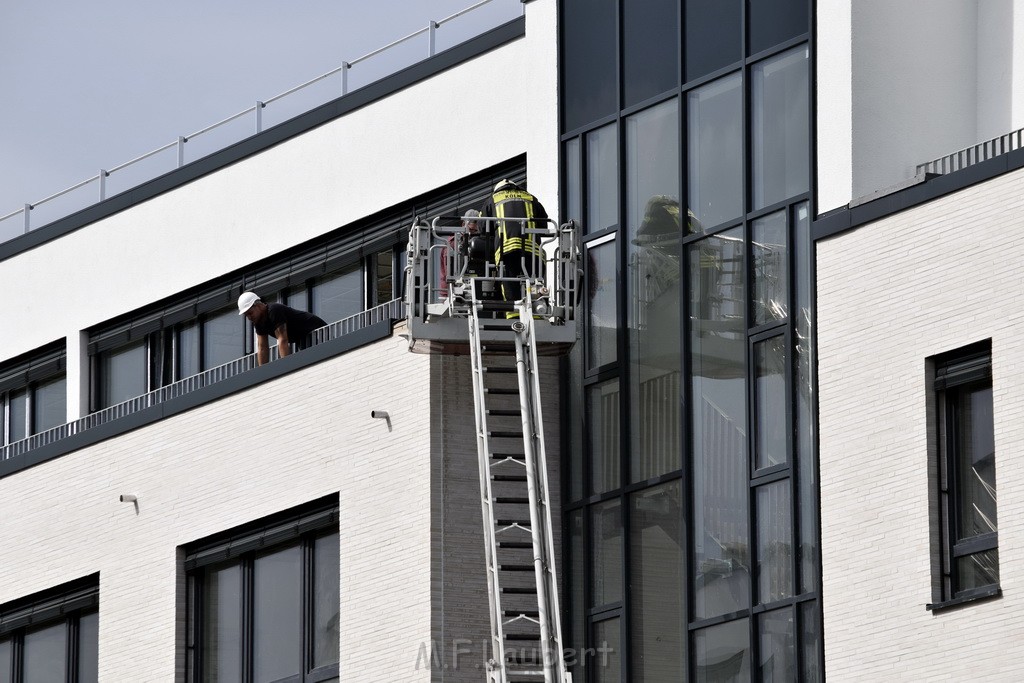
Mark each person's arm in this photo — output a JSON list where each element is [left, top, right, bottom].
[[256, 333, 270, 366], [275, 325, 291, 358]]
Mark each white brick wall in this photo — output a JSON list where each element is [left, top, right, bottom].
[[817, 168, 1024, 679], [0, 333, 434, 682]]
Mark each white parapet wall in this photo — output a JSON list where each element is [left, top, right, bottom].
[[816, 168, 1024, 678]]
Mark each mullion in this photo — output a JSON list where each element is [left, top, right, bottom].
[[66, 616, 78, 683]]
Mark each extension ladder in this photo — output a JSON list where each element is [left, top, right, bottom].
[[467, 286, 570, 683]]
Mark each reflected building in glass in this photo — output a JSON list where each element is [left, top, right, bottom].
[[560, 0, 818, 679]]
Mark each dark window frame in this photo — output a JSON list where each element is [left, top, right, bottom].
[[184, 496, 340, 683], [0, 575, 99, 683], [928, 341, 1001, 610], [0, 343, 67, 446]]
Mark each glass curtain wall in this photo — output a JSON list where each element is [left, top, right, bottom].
[[561, 0, 819, 680]]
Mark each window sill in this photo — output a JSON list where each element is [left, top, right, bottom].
[[926, 586, 1001, 613]]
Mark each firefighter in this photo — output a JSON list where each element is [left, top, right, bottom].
[[481, 179, 547, 318]]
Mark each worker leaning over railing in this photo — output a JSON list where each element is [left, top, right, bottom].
[[481, 178, 548, 319]]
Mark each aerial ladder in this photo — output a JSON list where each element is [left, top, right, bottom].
[[405, 213, 579, 683]]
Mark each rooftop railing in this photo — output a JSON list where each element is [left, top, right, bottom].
[[0, 0, 522, 243], [0, 298, 405, 465], [916, 127, 1024, 176]]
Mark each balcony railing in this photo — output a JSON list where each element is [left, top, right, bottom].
[[916, 127, 1024, 176], [0, 0, 522, 243], [0, 298, 405, 465]]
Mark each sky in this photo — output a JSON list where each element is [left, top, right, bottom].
[[0, 0, 520, 239]]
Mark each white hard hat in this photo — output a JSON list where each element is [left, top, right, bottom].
[[237, 291, 260, 315], [494, 178, 518, 192]]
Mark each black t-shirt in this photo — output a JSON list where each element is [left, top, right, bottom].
[[255, 303, 327, 343]]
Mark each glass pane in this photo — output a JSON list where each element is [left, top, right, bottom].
[[313, 263, 364, 324], [757, 480, 794, 603], [78, 609, 100, 683], [254, 544, 302, 682], [375, 250, 394, 304], [753, 210, 788, 324], [792, 203, 817, 592], [753, 46, 810, 209], [203, 563, 243, 683], [630, 481, 683, 681], [623, 0, 678, 106], [562, 0, 616, 131], [626, 100, 681, 482], [9, 389, 27, 442], [314, 532, 341, 668], [203, 308, 242, 370], [32, 374, 66, 434], [593, 618, 621, 683], [569, 343, 585, 501], [565, 138, 582, 227], [689, 228, 749, 619], [685, 0, 742, 82], [0, 638, 11, 683], [588, 379, 621, 493], [688, 73, 743, 231], [693, 618, 750, 683], [286, 287, 308, 311], [591, 499, 622, 607], [754, 336, 787, 469], [586, 124, 618, 234], [758, 608, 795, 681], [799, 601, 822, 682], [569, 509, 585, 681], [23, 622, 66, 683], [956, 385, 996, 538], [586, 238, 618, 370], [102, 342, 146, 408], [749, 0, 809, 55], [179, 322, 200, 380], [957, 548, 999, 591]]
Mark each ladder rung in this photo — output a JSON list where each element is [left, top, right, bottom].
[[489, 430, 523, 438], [491, 453, 525, 461], [479, 301, 516, 311], [491, 474, 528, 482], [496, 519, 531, 527], [499, 564, 535, 572], [497, 541, 533, 549], [503, 610, 540, 617], [506, 653, 543, 664], [486, 408, 521, 416], [486, 387, 519, 395], [505, 633, 540, 641], [484, 366, 517, 373], [507, 673, 546, 680], [494, 496, 530, 505], [502, 587, 538, 594]]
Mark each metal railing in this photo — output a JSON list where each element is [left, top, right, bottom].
[[916, 127, 1024, 176], [0, 0, 522, 243], [0, 298, 405, 465]]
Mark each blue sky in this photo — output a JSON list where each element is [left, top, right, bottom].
[[0, 0, 519, 237]]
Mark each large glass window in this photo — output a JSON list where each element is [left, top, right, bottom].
[[100, 341, 146, 408], [587, 379, 621, 494], [626, 99, 681, 481], [586, 236, 618, 371], [748, 0, 808, 55], [591, 500, 623, 607], [622, 0, 678, 107], [932, 342, 999, 604], [203, 308, 243, 370], [0, 578, 98, 683], [693, 618, 750, 682], [32, 375, 67, 434], [312, 263, 364, 324], [685, 0, 742, 82], [689, 228, 749, 619], [587, 124, 619, 235], [688, 73, 743, 231], [186, 497, 339, 683], [561, 0, 617, 132], [752, 46, 809, 210]]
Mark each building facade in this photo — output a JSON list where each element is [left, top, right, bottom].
[[1, 0, 1023, 681]]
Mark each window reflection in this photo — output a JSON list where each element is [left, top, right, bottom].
[[313, 532, 341, 668], [752, 210, 788, 325], [591, 499, 623, 607], [313, 263, 364, 324], [587, 124, 619, 234], [587, 379, 620, 494], [203, 563, 242, 682], [203, 308, 242, 370], [755, 336, 787, 469], [101, 342, 146, 408], [753, 46, 809, 209], [254, 545, 303, 682], [688, 73, 743, 231], [77, 610, 99, 683], [586, 238, 618, 370], [626, 99, 681, 482], [756, 480, 793, 603], [32, 375, 66, 434], [685, 0, 742, 82], [689, 228, 749, 619], [22, 623, 66, 683], [593, 618, 621, 683], [8, 389, 27, 442], [694, 618, 750, 683], [758, 608, 795, 681], [0, 638, 10, 683]]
